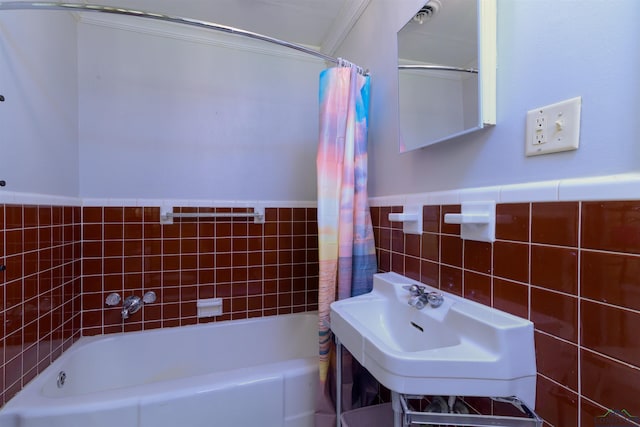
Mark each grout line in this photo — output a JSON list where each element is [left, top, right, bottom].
[[579, 296, 640, 316], [528, 202, 532, 322], [581, 346, 640, 372], [461, 238, 465, 297], [537, 372, 579, 398], [535, 328, 578, 347], [528, 283, 579, 300], [579, 246, 640, 257], [576, 201, 582, 427], [581, 395, 640, 427]]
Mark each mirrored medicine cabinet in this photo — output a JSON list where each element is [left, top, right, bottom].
[[397, 0, 496, 152]]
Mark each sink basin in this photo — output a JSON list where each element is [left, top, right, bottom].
[[330, 272, 536, 407]]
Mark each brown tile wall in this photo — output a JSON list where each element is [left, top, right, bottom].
[[7, 199, 639, 426], [371, 202, 640, 427], [1, 204, 319, 408], [81, 206, 319, 335], [0, 204, 82, 406]]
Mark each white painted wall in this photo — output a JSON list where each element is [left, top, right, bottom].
[[0, 11, 79, 197], [77, 16, 325, 201], [336, 0, 640, 197], [4, 1, 639, 201]]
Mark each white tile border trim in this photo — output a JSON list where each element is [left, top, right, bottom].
[[369, 173, 640, 207], [0, 191, 81, 206], [2, 173, 640, 208], [558, 174, 640, 201], [0, 193, 317, 209], [81, 199, 317, 209]]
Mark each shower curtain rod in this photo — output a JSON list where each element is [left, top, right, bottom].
[[0, 1, 368, 74], [398, 64, 478, 74]]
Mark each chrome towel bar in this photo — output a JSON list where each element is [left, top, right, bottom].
[[160, 207, 265, 224]]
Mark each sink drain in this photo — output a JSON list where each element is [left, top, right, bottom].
[[410, 321, 424, 332]]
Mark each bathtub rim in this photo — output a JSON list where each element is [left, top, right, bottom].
[[1, 311, 319, 414]]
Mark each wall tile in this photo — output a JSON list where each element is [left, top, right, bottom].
[[422, 205, 440, 233], [581, 349, 640, 417], [5, 206, 23, 229], [8, 196, 640, 425], [531, 287, 578, 343], [495, 203, 529, 242], [370, 207, 380, 228], [391, 252, 404, 275], [582, 201, 640, 254], [440, 265, 462, 296], [0, 203, 319, 407], [391, 229, 404, 253], [493, 278, 528, 319], [530, 245, 578, 294], [535, 375, 578, 426], [580, 397, 640, 427], [1, 203, 81, 406], [373, 200, 640, 424], [104, 207, 124, 223], [421, 233, 439, 262], [534, 332, 578, 392], [377, 227, 391, 252], [404, 233, 421, 258], [464, 240, 492, 274], [493, 241, 529, 283], [581, 250, 640, 311], [531, 202, 579, 247], [463, 271, 491, 306], [581, 300, 640, 367], [404, 256, 421, 281], [420, 260, 438, 288], [379, 207, 391, 228], [441, 235, 463, 267]]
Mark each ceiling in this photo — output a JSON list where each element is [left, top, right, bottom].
[[71, 0, 370, 54], [120, 0, 477, 68], [5, 0, 477, 67]]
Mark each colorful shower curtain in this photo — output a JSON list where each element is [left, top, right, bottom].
[[315, 62, 378, 426]]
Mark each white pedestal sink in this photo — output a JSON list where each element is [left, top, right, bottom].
[[330, 272, 537, 408]]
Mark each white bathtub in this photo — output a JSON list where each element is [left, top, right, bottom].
[[0, 313, 319, 427]]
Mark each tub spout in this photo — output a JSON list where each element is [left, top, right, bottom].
[[121, 295, 142, 319], [119, 291, 157, 320]]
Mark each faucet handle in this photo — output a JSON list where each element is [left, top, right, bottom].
[[408, 295, 426, 310], [426, 292, 444, 308], [402, 284, 426, 296], [105, 293, 121, 306], [143, 291, 157, 304]]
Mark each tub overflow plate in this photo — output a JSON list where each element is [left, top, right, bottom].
[[57, 371, 66, 388]]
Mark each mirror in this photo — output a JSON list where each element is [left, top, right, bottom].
[[397, 0, 495, 152]]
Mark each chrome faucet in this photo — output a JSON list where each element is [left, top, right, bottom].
[[121, 295, 142, 319], [105, 291, 157, 319], [403, 284, 444, 309]]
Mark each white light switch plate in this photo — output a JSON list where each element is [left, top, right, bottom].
[[525, 96, 581, 157]]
